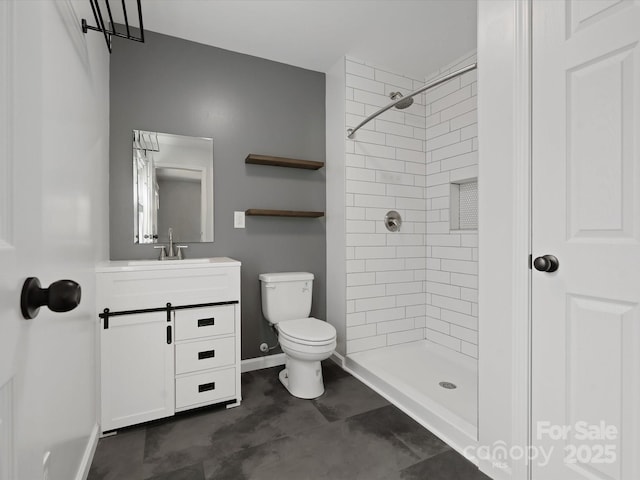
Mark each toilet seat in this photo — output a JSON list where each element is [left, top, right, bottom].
[[278, 317, 336, 346]]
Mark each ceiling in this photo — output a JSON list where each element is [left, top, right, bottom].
[[139, 0, 477, 80]]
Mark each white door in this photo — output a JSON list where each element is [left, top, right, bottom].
[[532, 1, 640, 479]]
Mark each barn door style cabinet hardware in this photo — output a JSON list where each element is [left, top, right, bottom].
[[82, 0, 145, 53]]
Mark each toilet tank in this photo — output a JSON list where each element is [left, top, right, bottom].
[[259, 272, 314, 323]]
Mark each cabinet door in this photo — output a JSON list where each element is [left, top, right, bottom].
[[100, 312, 174, 431]]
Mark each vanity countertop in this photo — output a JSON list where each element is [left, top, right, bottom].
[[95, 256, 241, 273]]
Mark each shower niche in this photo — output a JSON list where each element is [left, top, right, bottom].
[[450, 178, 478, 231]]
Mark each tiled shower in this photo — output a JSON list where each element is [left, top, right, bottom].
[[340, 52, 478, 361]]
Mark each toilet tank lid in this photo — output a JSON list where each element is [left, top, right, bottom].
[[259, 272, 314, 283]]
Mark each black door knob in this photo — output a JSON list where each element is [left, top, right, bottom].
[[533, 255, 559, 273], [21, 277, 82, 319]]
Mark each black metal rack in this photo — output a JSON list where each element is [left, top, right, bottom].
[[82, 0, 145, 53]]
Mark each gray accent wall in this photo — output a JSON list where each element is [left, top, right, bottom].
[[110, 31, 326, 360]]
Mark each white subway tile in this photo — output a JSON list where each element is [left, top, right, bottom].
[[365, 207, 392, 221], [441, 97, 476, 122], [346, 193, 354, 206], [403, 210, 426, 222], [396, 246, 426, 258], [353, 194, 393, 208], [451, 324, 478, 344], [376, 119, 414, 138], [346, 180, 385, 196], [346, 247, 354, 260], [430, 197, 449, 210], [450, 272, 478, 289], [366, 307, 406, 324], [405, 162, 427, 175], [424, 77, 461, 103], [431, 86, 471, 114], [346, 153, 366, 168], [432, 140, 473, 162], [427, 234, 461, 247], [377, 318, 415, 335], [365, 156, 406, 172], [426, 269, 451, 284], [346, 60, 375, 79], [370, 106, 405, 124], [347, 272, 376, 286], [365, 258, 405, 271], [426, 122, 451, 140], [353, 89, 391, 108], [441, 151, 478, 171], [472, 303, 478, 317], [441, 309, 478, 330], [441, 259, 478, 275], [346, 284, 386, 300], [406, 304, 426, 317], [461, 341, 478, 358], [348, 324, 377, 340], [405, 113, 427, 129], [395, 197, 427, 210], [414, 317, 426, 329], [350, 129, 387, 145], [346, 74, 385, 94], [460, 69, 477, 86], [426, 330, 461, 351], [346, 207, 367, 220], [375, 69, 414, 89], [376, 270, 414, 284], [355, 296, 396, 312], [414, 127, 426, 141], [426, 304, 441, 318], [347, 233, 386, 247], [396, 293, 426, 306], [346, 100, 366, 116], [376, 171, 415, 186], [432, 246, 473, 261], [407, 257, 426, 269], [346, 113, 367, 130], [386, 134, 423, 151], [346, 260, 365, 273], [426, 258, 441, 270], [460, 234, 478, 247], [461, 124, 478, 141], [354, 142, 395, 158], [425, 184, 449, 198], [346, 312, 366, 326], [346, 220, 376, 233], [395, 148, 425, 163], [387, 329, 425, 346], [449, 165, 478, 183], [426, 130, 461, 151], [354, 246, 397, 259], [460, 287, 478, 303], [431, 294, 472, 314], [386, 234, 424, 247], [387, 184, 424, 199], [426, 171, 450, 187], [347, 335, 387, 354], [450, 109, 477, 130], [426, 316, 450, 333], [387, 282, 423, 296], [346, 87, 354, 101], [426, 281, 461, 299], [347, 300, 355, 314], [346, 167, 376, 182]]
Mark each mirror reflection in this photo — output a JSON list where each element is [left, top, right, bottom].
[[133, 130, 214, 244]]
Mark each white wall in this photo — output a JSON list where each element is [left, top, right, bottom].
[[423, 52, 479, 359], [11, 1, 109, 479], [343, 58, 428, 355], [326, 57, 347, 356]]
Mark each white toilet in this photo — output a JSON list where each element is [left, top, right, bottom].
[[259, 272, 337, 399]]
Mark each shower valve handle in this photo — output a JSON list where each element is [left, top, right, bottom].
[[533, 255, 559, 273]]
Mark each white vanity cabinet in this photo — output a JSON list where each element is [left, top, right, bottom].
[[96, 258, 241, 433]]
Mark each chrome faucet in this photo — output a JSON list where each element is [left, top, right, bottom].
[[153, 227, 188, 260]]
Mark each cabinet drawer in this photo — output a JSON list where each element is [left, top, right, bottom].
[[175, 304, 235, 341], [175, 368, 236, 409], [175, 337, 235, 374]]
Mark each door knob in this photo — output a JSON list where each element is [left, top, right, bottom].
[[20, 277, 82, 319], [533, 255, 559, 273]]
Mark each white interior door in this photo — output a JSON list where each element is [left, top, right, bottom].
[[532, 1, 640, 479]]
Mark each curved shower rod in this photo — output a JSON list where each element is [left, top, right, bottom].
[[346, 62, 478, 139]]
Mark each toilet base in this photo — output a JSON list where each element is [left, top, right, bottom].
[[279, 358, 325, 399]]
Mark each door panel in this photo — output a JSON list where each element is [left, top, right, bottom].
[[532, 1, 640, 479]]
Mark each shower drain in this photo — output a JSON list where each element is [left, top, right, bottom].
[[439, 381, 457, 390]]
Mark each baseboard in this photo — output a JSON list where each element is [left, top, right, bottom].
[[330, 351, 345, 368], [75, 422, 99, 480], [241, 353, 286, 373]]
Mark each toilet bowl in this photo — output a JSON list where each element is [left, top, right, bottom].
[[259, 273, 337, 399]]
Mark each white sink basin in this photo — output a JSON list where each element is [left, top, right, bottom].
[[126, 258, 213, 266]]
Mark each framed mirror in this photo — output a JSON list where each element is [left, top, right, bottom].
[[133, 130, 214, 244]]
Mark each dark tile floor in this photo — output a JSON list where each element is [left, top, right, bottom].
[[88, 362, 490, 480]]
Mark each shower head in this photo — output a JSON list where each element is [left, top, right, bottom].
[[389, 91, 414, 109]]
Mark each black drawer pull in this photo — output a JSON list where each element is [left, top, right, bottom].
[[166, 325, 172, 344], [198, 317, 215, 327], [198, 382, 215, 393], [198, 349, 215, 360]]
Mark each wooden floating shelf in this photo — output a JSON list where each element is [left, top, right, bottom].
[[245, 209, 324, 218], [245, 154, 324, 170]]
